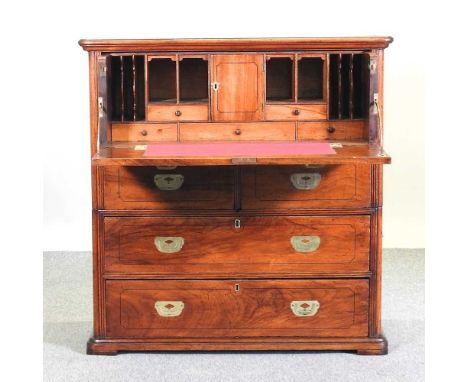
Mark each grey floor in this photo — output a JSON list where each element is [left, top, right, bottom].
[[43, 249, 424, 382]]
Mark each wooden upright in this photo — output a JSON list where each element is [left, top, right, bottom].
[[79, 37, 393, 355]]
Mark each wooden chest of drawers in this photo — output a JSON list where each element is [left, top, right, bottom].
[[80, 37, 392, 355]]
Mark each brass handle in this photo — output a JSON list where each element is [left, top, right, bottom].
[[155, 301, 184, 317], [140, 129, 148, 136], [327, 126, 336, 133], [154, 236, 185, 253], [293, 109, 300, 116], [234, 128, 242, 136], [291, 236, 321, 253], [154, 174, 184, 191], [290, 173, 321, 190], [290, 300, 320, 317], [175, 110, 182, 117]]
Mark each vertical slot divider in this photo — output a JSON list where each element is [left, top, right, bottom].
[[294, 54, 298, 103], [176, 54, 180, 104], [120, 56, 124, 122], [132, 55, 136, 121], [338, 53, 342, 119], [144, 55, 148, 121], [349, 53, 354, 119]]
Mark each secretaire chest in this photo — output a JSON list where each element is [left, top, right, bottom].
[[80, 37, 392, 355]]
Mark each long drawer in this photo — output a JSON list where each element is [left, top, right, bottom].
[[102, 166, 234, 210], [241, 164, 371, 209], [103, 215, 370, 275], [105, 279, 369, 338]]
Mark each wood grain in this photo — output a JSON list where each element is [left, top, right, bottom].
[[147, 104, 209, 122], [105, 279, 369, 338], [265, 104, 327, 121], [298, 120, 366, 141], [111, 123, 177, 142], [179, 122, 295, 141], [242, 164, 371, 209], [79, 37, 394, 52], [103, 166, 234, 210], [211, 55, 264, 121], [103, 215, 370, 275]]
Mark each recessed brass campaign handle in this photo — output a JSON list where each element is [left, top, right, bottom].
[[290, 173, 321, 190], [290, 300, 320, 317], [154, 236, 185, 253], [154, 174, 184, 191], [290, 236, 321, 253], [155, 301, 184, 317]]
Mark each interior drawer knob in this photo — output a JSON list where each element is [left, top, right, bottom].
[[154, 236, 185, 253], [140, 129, 148, 136], [175, 110, 182, 117], [293, 109, 300, 116], [155, 301, 184, 317], [290, 235, 321, 253], [154, 174, 184, 191], [290, 300, 320, 317], [290, 173, 321, 190], [327, 126, 336, 133], [234, 128, 242, 135]]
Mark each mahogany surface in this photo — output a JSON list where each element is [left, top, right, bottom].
[[81, 37, 392, 355]]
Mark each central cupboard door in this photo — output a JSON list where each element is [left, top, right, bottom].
[[211, 55, 264, 121]]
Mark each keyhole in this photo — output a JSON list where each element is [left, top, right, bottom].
[[234, 284, 240, 292]]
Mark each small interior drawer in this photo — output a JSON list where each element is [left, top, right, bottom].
[[179, 122, 295, 141], [111, 123, 177, 142], [242, 164, 371, 209], [265, 104, 327, 121], [105, 279, 369, 338], [298, 120, 366, 141], [147, 104, 209, 122], [102, 166, 234, 210]]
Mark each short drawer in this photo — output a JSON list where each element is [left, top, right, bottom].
[[179, 122, 295, 141], [242, 164, 371, 209], [111, 123, 177, 142], [298, 120, 366, 141], [105, 279, 369, 338], [102, 166, 234, 210], [103, 215, 370, 275], [265, 104, 327, 121], [147, 104, 209, 122]]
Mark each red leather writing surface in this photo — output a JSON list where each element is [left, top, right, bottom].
[[144, 141, 335, 157]]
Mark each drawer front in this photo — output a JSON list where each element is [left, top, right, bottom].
[[102, 166, 234, 210], [103, 215, 370, 275], [265, 104, 327, 121], [111, 123, 177, 142], [147, 104, 209, 122], [179, 122, 295, 141], [298, 120, 366, 141], [242, 164, 371, 209], [105, 279, 369, 338]]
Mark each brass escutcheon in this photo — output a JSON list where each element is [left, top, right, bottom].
[[290, 300, 320, 317]]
